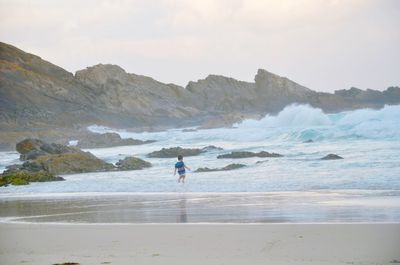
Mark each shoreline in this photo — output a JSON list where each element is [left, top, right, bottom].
[[1, 191, 400, 224], [1, 223, 399, 265]]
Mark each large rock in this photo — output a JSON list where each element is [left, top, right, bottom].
[[77, 132, 155, 148], [201, 145, 223, 152], [321, 154, 343, 160], [16, 138, 78, 160], [195, 163, 246, 172], [0, 170, 64, 187], [217, 151, 283, 159], [147, 147, 204, 158], [115, 157, 152, 170], [26, 152, 115, 175], [14, 138, 115, 174], [147, 146, 222, 158]]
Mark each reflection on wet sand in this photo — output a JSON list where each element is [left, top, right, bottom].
[[176, 196, 187, 223], [0, 192, 400, 223]]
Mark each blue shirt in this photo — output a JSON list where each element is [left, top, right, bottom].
[[175, 161, 185, 175]]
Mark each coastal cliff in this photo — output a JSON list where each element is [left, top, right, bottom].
[[1, 42, 399, 149]]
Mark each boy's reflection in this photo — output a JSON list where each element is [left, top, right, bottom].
[[176, 197, 187, 223]]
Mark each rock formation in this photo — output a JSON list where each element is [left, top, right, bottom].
[[217, 151, 283, 159], [1, 42, 399, 149], [321, 154, 344, 160], [195, 163, 246, 172], [147, 146, 223, 158], [11, 139, 115, 175], [147, 147, 204, 158], [115, 157, 152, 170], [77, 132, 155, 149]]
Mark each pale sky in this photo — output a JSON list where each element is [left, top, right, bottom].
[[0, 0, 399, 92]]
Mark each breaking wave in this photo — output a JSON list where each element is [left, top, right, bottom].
[[235, 104, 400, 141], [88, 104, 400, 143]]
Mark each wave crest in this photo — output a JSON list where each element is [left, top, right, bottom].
[[236, 104, 400, 141]]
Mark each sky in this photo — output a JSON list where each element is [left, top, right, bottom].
[[0, 0, 399, 92]]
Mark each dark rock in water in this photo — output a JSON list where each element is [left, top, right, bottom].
[[1, 138, 139, 187], [256, 160, 268, 164], [201, 145, 223, 151], [31, 152, 115, 174], [303, 139, 314, 143], [182, 128, 197, 132], [14, 138, 116, 174], [116, 157, 152, 170], [147, 147, 204, 158], [148, 145, 223, 158], [77, 132, 155, 148], [217, 151, 283, 159], [321, 154, 343, 160], [195, 163, 246, 172], [52, 262, 80, 265], [0, 170, 64, 187], [16, 138, 78, 160]]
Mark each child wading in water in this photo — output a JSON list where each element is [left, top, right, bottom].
[[174, 155, 190, 184]]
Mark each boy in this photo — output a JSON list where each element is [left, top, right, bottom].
[[174, 155, 190, 184]]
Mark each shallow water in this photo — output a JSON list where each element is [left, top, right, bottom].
[[1, 104, 399, 223], [1, 192, 399, 223]]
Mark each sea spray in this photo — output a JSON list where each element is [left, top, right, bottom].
[[88, 104, 400, 142], [1, 104, 399, 194]]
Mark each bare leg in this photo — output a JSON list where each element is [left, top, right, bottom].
[[181, 175, 185, 184], [178, 175, 184, 183]]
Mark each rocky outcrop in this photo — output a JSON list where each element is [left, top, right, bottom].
[[74, 64, 200, 127], [321, 154, 343, 160], [16, 138, 79, 160], [201, 145, 223, 152], [254, 69, 314, 113], [147, 147, 204, 158], [17, 153, 114, 175], [13, 139, 115, 175], [115, 157, 152, 170], [26, 152, 115, 174], [147, 146, 222, 158], [186, 75, 256, 113], [1, 42, 400, 149], [182, 128, 197, 132], [77, 132, 155, 149], [217, 151, 283, 159], [195, 163, 246, 172]]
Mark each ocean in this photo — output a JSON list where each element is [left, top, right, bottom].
[[1, 104, 399, 223]]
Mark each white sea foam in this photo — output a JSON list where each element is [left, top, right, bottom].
[[0, 105, 399, 195], [89, 104, 400, 142]]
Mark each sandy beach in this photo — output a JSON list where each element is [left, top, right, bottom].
[[1, 223, 399, 265]]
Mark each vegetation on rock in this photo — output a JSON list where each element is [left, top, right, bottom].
[[0, 170, 64, 187]]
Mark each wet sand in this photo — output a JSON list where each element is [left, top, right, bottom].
[[0, 223, 399, 265], [1, 192, 400, 223]]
